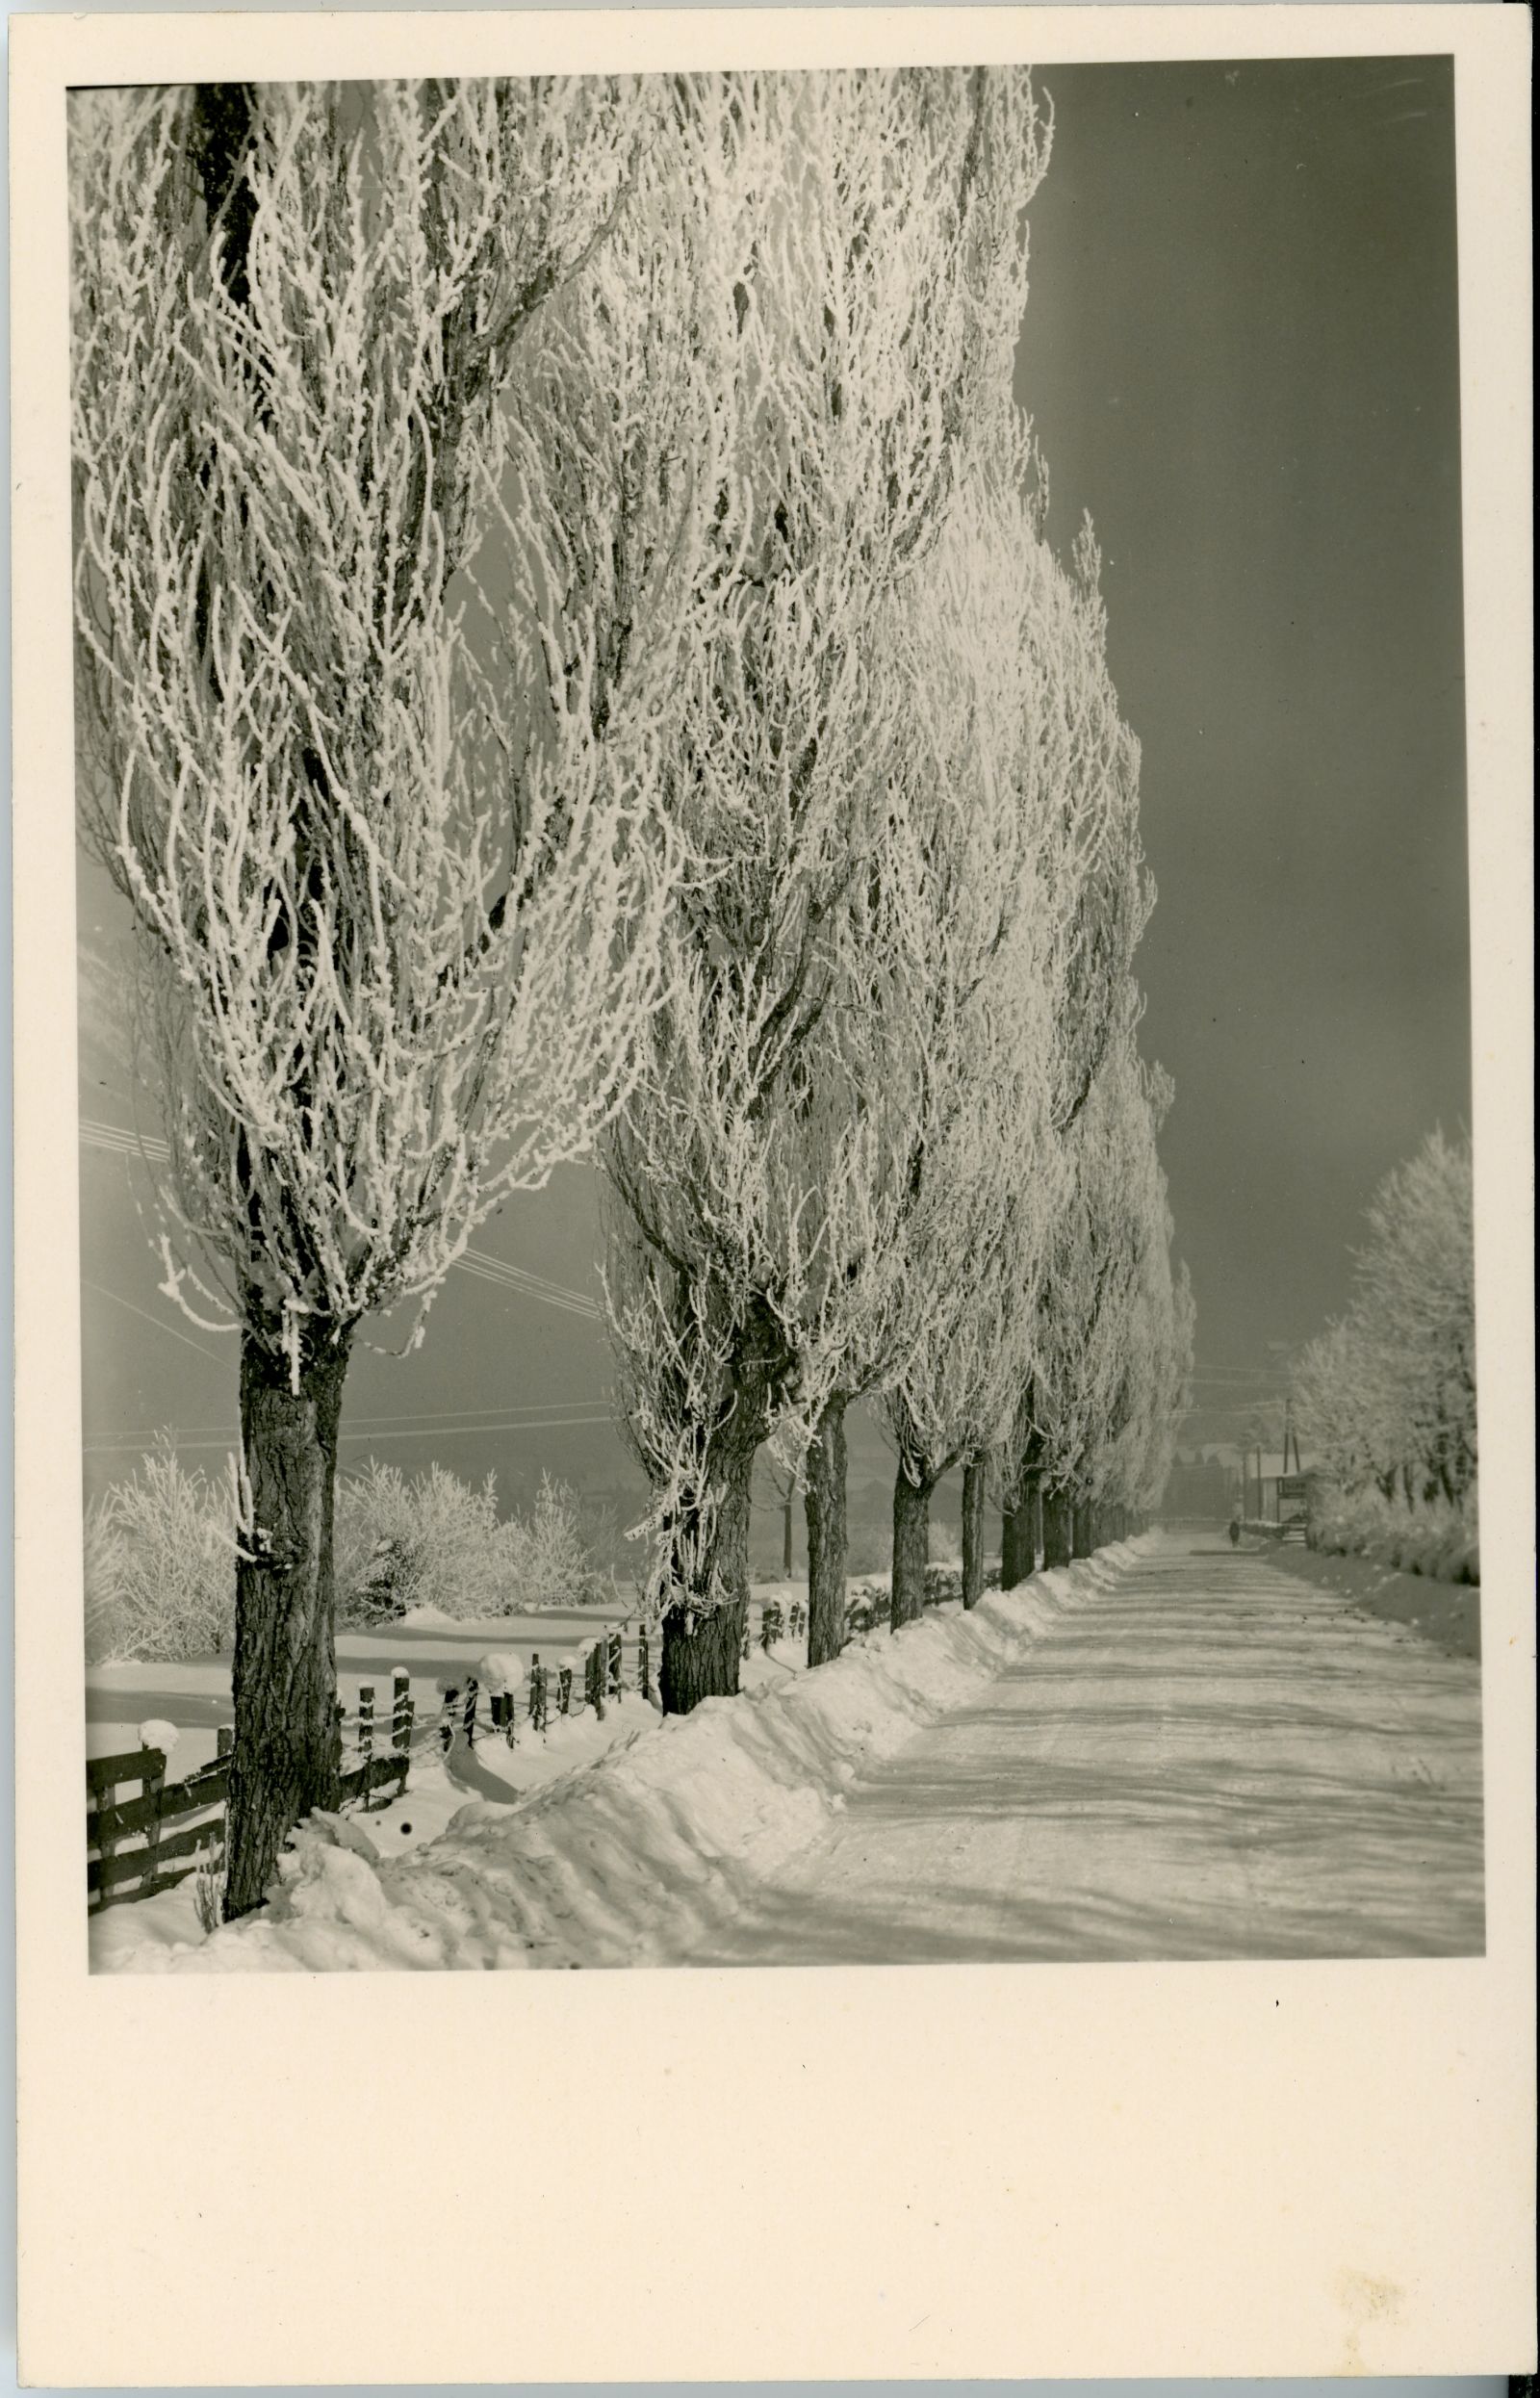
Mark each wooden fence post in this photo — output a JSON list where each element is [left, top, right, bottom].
[[358, 1685, 374, 1808], [392, 1673, 411, 1756], [558, 1664, 573, 1715], [463, 1678, 479, 1748], [638, 1629, 652, 1703], [439, 1688, 458, 1754]]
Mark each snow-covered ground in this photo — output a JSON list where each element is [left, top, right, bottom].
[[701, 1533, 1486, 1965], [86, 1600, 652, 1774], [90, 1552, 1117, 1971]]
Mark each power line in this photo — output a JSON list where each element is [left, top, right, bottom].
[[84, 1409, 618, 1457], [81, 1277, 230, 1369], [80, 1117, 603, 1323]]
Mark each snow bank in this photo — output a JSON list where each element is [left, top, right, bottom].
[[99, 1546, 1142, 1974]]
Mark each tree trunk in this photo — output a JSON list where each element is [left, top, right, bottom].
[[223, 1321, 350, 1919], [659, 1441, 753, 1715], [655, 1298, 785, 1716], [782, 1492, 795, 1578], [890, 1462, 936, 1630], [805, 1393, 848, 1668], [1026, 1479, 1043, 1571], [1042, 1486, 1072, 1569], [1000, 1503, 1024, 1590], [961, 1458, 988, 1610], [1072, 1500, 1092, 1558], [659, 1586, 747, 1715]]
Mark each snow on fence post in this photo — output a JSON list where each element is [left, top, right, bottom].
[[558, 1663, 574, 1716], [608, 1627, 623, 1699], [528, 1658, 548, 1734], [583, 1642, 605, 1722], [140, 1741, 167, 1889], [463, 1678, 479, 1748], [357, 1685, 374, 1809], [439, 1689, 458, 1754], [392, 1673, 412, 1757]]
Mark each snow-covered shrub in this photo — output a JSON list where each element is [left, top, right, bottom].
[[83, 1440, 237, 1663], [335, 1463, 511, 1624], [502, 1473, 611, 1611], [1308, 1483, 1478, 1585], [83, 1494, 130, 1665], [335, 1463, 610, 1624]]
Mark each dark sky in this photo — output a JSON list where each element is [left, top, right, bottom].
[[1015, 54, 1468, 1433], [77, 55, 1470, 1514]]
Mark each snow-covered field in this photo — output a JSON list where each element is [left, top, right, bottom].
[[90, 1551, 1121, 1972], [86, 1599, 646, 1777]]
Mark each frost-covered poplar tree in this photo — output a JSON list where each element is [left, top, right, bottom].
[[603, 66, 1050, 1712], [839, 467, 1112, 1631], [993, 523, 1151, 1586], [1021, 1040, 1186, 1562], [71, 78, 719, 1910]]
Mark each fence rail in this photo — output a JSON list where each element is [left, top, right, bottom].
[[88, 1597, 843, 1917], [87, 1715, 414, 1916], [88, 1735, 231, 1909]]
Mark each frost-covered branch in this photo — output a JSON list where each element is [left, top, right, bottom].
[[71, 80, 711, 1375], [603, 70, 1052, 1650]]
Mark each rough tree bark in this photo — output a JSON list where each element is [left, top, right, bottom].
[[961, 1457, 988, 1610], [805, 1393, 849, 1667], [1042, 1486, 1073, 1569], [1072, 1500, 1093, 1558], [223, 1321, 350, 1917], [1000, 1502, 1025, 1590], [658, 1440, 757, 1715], [890, 1460, 937, 1630]]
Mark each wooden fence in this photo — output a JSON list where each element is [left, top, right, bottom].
[[88, 1710, 413, 1917], [89, 1602, 816, 1916]]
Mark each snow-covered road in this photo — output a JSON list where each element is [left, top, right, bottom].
[[694, 1533, 1485, 1964]]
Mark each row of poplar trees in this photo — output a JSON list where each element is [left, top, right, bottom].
[[71, 70, 1192, 1917]]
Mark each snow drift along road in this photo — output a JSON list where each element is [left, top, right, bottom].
[[104, 1549, 1134, 1972]]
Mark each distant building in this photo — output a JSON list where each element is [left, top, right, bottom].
[[1247, 1451, 1321, 1524]]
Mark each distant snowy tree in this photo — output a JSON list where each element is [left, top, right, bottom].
[[71, 78, 719, 1907], [1291, 1319, 1385, 1495], [1293, 1129, 1475, 1508], [603, 67, 1052, 1712]]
